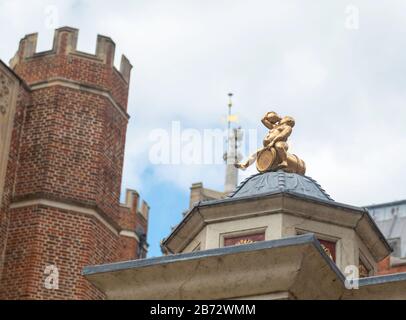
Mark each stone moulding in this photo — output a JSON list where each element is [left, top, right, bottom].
[[0, 62, 19, 206]]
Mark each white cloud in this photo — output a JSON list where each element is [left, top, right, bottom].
[[1, 0, 405, 208]]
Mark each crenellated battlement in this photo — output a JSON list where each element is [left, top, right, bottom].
[[121, 189, 150, 223], [0, 27, 147, 300], [10, 27, 132, 83]]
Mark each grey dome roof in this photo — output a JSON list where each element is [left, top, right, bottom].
[[229, 171, 333, 202]]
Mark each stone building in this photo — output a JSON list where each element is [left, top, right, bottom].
[[84, 171, 406, 299], [0, 27, 148, 299]]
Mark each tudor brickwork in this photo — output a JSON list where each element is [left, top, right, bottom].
[[0, 27, 148, 300]]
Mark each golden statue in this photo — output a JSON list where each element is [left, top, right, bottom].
[[235, 111, 306, 175]]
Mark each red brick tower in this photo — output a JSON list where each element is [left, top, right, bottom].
[[0, 27, 148, 299]]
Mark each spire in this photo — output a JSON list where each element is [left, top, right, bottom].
[[227, 93, 233, 131], [224, 93, 243, 194]]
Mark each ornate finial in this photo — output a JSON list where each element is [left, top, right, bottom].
[[228, 92, 233, 108], [235, 111, 306, 175]]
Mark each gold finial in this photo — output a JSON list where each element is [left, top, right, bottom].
[[235, 111, 306, 175], [226, 93, 238, 124]]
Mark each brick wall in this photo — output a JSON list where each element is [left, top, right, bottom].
[[118, 190, 149, 260], [378, 256, 406, 276], [0, 27, 148, 300], [0, 206, 115, 299]]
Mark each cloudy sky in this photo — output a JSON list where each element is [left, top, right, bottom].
[[1, 1, 405, 257]]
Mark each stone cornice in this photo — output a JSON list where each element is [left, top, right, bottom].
[[162, 192, 391, 260], [9, 195, 139, 242], [29, 77, 130, 120], [83, 234, 346, 300]]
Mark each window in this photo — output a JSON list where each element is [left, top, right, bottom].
[[223, 232, 265, 247], [358, 259, 370, 278], [318, 239, 336, 262], [295, 229, 337, 262]]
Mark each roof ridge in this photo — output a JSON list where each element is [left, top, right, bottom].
[[304, 175, 334, 201], [277, 170, 286, 191]]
